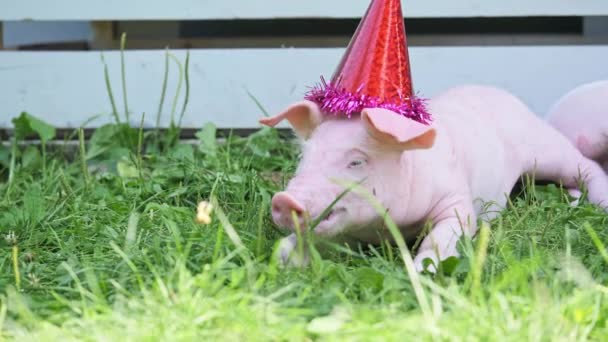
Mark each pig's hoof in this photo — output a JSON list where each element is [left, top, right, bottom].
[[568, 188, 582, 207], [413, 250, 440, 273], [277, 236, 310, 268]]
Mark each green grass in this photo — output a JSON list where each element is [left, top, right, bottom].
[[0, 119, 607, 341], [1, 41, 608, 341]]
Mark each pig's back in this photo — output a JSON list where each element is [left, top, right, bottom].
[[425, 85, 563, 214], [431, 85, 546, 142], [430, 84, 564, 161]]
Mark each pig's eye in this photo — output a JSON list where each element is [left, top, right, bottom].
[[348, 159, 367, 169]]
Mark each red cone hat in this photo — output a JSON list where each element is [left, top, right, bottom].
[[305, 0, 431, 124]]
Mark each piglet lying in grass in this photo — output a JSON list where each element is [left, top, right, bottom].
[[547, 80, 608, 172], [260, 84, 608, 272]]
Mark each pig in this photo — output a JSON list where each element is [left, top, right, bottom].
[[547, 80, 608, 172], [260, 84, 608, 272]]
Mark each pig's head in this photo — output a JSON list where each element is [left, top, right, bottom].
[[260, 100, 436, 237]]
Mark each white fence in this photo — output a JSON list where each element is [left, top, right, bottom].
[[4, 0, 608, 20], [1, 0, 608, 131]]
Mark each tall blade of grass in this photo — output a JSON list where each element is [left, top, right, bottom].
[[100, 52, 120, 125], [0, 299, 7, 331], [109, 242, 146, 294], [140, 252, 171, 303], [584, 223, 608, 265], [246, 90, 270, 117], [4, 287, 37, 326], [62, 114, 103, 143], [7, 135, 17, 191], [164, 218, 184, 254], [125, 212, 139, 251], [12, 244, 20, 291], [156, 47, 170, 132], [211, 197, 256, 285], [255, 194, 267, 258], [168, 53, 184, 127], [332, 179, 432, 321], [292, 211, 305, 263], [310, 179, 365, 230], [177, 50, 191, 128], [137, 112, 145, 180], [211, 198, 245, 250], [212, 219, 225, 263], [82, 265, 105, 305], [60, 261, 96, 310], [470, 223, 491, 299], [41, 139, 47, 177], [78, 128, 89, 187], [120, 33, 130, 123]]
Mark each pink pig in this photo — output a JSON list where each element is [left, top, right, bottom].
[[260, 85, 608, 272], [547, 80, 608, 172]]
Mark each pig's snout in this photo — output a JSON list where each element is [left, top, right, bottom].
[[271, 192, 306, 230]]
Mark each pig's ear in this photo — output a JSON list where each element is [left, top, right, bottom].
[[259, 100, 323, 139], [361, 108, 436, 150]]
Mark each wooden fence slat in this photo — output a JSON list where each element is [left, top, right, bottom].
[[2, 0, 608, 21], [79, 35, 608, 50], [584, 17, 608, 36], [90, 22, 114, 50], [1, 46, 607, 129]]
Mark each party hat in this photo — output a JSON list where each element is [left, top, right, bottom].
[[304, 0, 431, 124]]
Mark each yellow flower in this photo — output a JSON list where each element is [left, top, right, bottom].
[[196, 201, 213, 225]]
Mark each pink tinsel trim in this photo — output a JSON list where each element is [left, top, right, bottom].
[[304, 77, 432, 125]]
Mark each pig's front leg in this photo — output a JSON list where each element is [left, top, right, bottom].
[[277, 234, 310, 268], [414, 199, 477, 273]]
